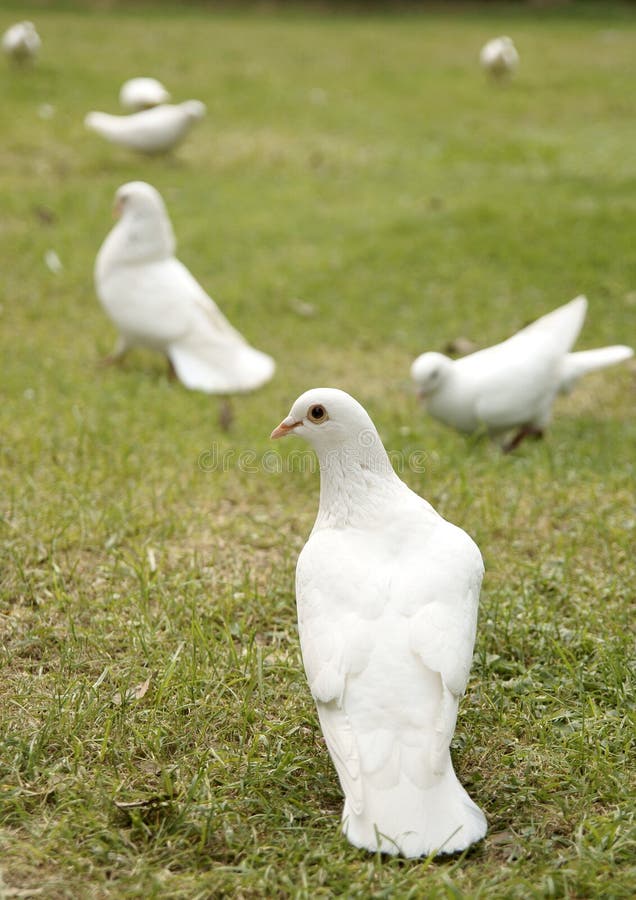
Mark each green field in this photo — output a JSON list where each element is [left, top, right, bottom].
[[1, 3, 635, 897]]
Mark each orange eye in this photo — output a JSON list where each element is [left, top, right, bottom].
[[307, 404, 328, 424]]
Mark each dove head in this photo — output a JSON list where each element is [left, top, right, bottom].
[[15, 21, 36, 35], [181, 100, 206, 120], [114, 181, 164, 217], [272, 387, 393, 472], [110, 181, 176, 261], [272, 389, 397, 521], [410, 352, 453, 398]]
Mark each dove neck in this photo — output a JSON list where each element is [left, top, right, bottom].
[[98, 214, 176, 274], [313, 438, 401, 529]]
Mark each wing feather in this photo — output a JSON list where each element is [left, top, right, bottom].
[[157, 261, 274, 393], [315, 702, 363, 814], [404, 523, 483, 770]]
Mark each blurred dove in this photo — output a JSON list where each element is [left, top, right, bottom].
[[84, 100, 205, 155], [95, 181, 275, 393], [271, 388, 486, 857], [479, 36, 519, 80], [2, 21, 40, 63], [411, 296, 633, 451], [119, 77, 171, 111]]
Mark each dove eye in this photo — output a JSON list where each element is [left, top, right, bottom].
[[307, 404, 328, 424]]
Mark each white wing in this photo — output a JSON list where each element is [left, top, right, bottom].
[[295, 546, 366, 813], [404, 524, 483, 697], [404, 523, 483, 772], [166, 263, 275, 393]]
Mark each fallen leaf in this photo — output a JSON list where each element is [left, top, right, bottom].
[[112, 674, 152, 706]]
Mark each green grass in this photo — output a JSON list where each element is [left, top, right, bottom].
[[1, 3, 635, 897]]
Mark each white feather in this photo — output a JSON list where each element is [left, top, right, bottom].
[[559, 345, 633, 393]]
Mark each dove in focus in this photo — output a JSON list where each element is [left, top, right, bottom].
[[2, 21, 40, 64], [479, 36, 519, 80], [84, 100, 205, 155], [411, 296, 633, 451], [119, 77, 171, 111], [95, 181, 275, 394], [272, 388, 486, 857]]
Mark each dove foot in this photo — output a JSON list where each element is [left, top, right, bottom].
[[503, 426, 544, 453], [99, 336, 129, 367], [98, 351, 126, 368]]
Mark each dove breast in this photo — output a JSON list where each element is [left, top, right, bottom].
[[96, 256, 208, 350]]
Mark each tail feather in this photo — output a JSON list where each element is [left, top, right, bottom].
[[560, 345, 633, 393], [85, 111, 105, 134], [168, 340, 275, 394], [84, 111, 121, 140], [342, 763, 486, 858]]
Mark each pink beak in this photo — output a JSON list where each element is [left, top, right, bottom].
[[270, 419, 302, 440]]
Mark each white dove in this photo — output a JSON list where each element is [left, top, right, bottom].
[[411, 295, 633, 451], [84, 100, 205, 155], [271, 388, 486, 858], [95, 181, 275, 394], [479, 36, 519, 80], [2, 21, 41, 63], [119, 77, 171, 111]]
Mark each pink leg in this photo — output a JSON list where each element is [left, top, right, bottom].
[[218, 398, 234, 432], [503, 426, 545, 453], [98, 336, 129, 367]]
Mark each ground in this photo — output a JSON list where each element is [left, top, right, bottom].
[[1, 2, 635, 897]]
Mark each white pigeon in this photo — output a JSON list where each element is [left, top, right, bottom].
[[411, 296, 633, 451], [95, 181, 275, 394], [479, 36, 519, 80], [119, 77, 171, 111], [84, 100, 205, 155], [2, 21, 41, 63], [271, 388, 486, 858]]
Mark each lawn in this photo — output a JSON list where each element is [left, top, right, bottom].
[[1, 2, 635, 897]]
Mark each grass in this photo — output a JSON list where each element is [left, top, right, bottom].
[[1, 2, 635, 897]]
